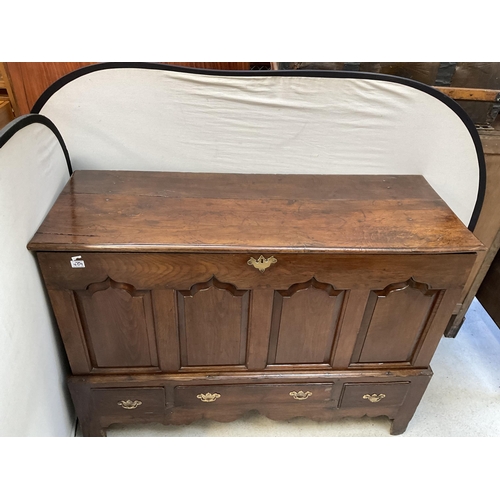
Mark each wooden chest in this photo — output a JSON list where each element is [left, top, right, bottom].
[[28, 171, 482, 436]]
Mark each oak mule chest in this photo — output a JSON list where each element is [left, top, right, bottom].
[[28, 171, 482, 436]]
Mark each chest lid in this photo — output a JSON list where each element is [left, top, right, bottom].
[[27, 171, 483, 254]]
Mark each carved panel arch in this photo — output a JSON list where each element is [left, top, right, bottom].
[[267, 277, 347, 366], [278, 277, 340, 298], [179, 276, 247, 298], [351, 277, 444, 366], [75, 277, 158, 369], [85, 277, 138, 296], [177, 277, 250, 367], [376, 277, 435, 298]]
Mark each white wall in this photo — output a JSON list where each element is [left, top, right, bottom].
[[0, 120, 73, 436]]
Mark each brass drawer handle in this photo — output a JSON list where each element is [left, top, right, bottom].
[[197, 392, 221, 403], [117, 399, 143, 410], [247, 255, 277, 273], [290, 390, 312, 401], [363, 393, 386, 403]]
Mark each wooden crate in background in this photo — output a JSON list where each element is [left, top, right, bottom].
[[278, 62, 500, 126]]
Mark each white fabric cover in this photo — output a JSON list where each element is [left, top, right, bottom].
[[0, 121, 73, 436], [39, 67, 480, 226]]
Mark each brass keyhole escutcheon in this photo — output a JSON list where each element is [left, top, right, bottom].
[[362, 393, 386, 403], [247, 255, 277, 273]]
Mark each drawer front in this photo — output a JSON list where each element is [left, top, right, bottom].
[[174, 383, 334, 407], [339, 382, 410, 408], [92, 387, 166, 416]]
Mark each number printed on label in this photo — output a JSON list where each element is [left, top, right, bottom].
[[70, 256, 85, 268]]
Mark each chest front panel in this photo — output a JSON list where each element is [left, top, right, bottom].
[[38, 251, 474, 375]]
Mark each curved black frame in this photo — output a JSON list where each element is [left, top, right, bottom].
[[31, 62, 485, 231], [0, 114, 72, 175]]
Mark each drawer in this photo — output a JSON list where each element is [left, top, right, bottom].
[[339, 382, 410, 408], [92, 387, 166, 416], [174, 383, 334, 407]]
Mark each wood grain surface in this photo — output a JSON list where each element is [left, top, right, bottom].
[[0, 100, 14, 128], [28, 171, 482, 254], [36, 252, 476, 291]]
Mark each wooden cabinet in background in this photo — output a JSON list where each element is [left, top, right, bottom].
[[477, 249, 500, 329], [476, 123, 500, 329], [0, 63, 16, 127], [0, 100, 14, 129], [277, 62, 500, 126], [1, 62, 253, 116], [28, 171, 482, 436], [446, 121, 500, 335], [2, 62, 95, 116]]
